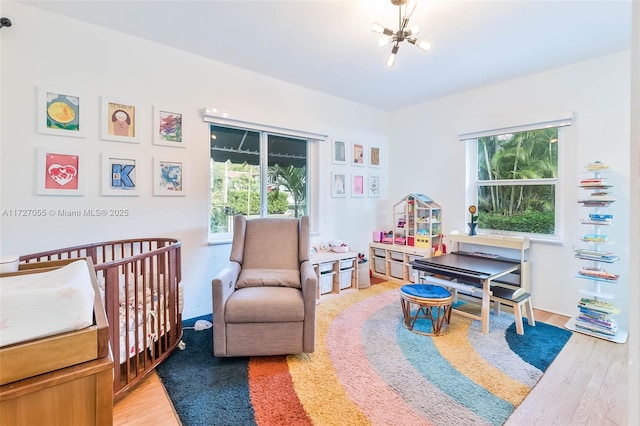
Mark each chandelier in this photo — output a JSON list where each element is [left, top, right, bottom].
[[371, 0, 431, 67]]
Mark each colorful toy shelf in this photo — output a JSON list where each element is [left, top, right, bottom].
[[392, 193, 442, 253]]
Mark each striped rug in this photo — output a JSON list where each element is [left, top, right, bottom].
[[158, 281, 572, 426]]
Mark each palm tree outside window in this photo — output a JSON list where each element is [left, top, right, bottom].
[[470, 127, 560, 236]]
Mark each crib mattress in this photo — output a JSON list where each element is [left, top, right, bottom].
[[0, 259, 109, 386]]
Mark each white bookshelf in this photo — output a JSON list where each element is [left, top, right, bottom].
[[565, 163, 628, 343]]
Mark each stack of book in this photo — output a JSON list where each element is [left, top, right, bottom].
[[577, 266, 619, 281], [575, 297, 620, 336], [574, 248, 619, 263], [579, 177, 610, 188], [579, 213, 613, 225], [581, 233, 608, 243], [578, 199, 615, 207], [585, 161, 609, 171]]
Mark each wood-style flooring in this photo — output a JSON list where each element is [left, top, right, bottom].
[[114, 309, 630, 426]]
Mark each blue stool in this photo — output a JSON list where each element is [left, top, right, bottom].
[[400, 284, 453, 336]]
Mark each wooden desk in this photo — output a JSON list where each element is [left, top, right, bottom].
[[410, 252, 521, 334], [448, 234, 530, 292]]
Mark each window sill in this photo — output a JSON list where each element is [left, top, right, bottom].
[[475, 230, 565, 246], [208, 238, 232, 246]]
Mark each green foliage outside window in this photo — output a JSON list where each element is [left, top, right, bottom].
[[209, 161, 306, 233], [476, 128, 558, 235]]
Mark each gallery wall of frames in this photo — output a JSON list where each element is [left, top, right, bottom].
[[37, 86, 186, 198], [330, 139, 380, 199]]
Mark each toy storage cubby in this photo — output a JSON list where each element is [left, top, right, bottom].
[[564, 162, 628, 343], [310, 250, 359, 302], [393, 193, 442, 251], [369, 242, 430, 283]]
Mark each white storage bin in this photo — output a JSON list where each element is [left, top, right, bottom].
[[339, 258, 355, 270], [320, 272, 335, 294], [389, 260, 404, 279], [407, 255, 423, 283], [339, 268, 353, 289], [373, 248, 386, 258], [319, 262, 335, 273], [374, 257, 386, 274], [358, 262, 371, 289], [389, 251, 404, 262]]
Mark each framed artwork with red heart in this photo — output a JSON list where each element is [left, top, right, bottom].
[[36, 148, 84, 196]]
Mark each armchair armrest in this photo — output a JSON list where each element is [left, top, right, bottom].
[[300, 260, 317, 352], [211, 261, 241, 356]]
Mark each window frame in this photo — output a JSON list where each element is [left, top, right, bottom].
[[461, 115, 572, 242], [204, 112, 326, 243]]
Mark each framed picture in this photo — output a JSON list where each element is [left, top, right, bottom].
[[153, 157, 185, 196], [101, 153, 142, 196], [369, 146, 380, 168], [351, 174, 365, 197], [352, 142, 365, 166], [38, 86, 84, 137], [331, 172, 347, 198], [101, 97, 139, 143], [368, 175, 380, 197], [332, 139, 347, 165], [153, 106, 184, 147], [36, 148, 84, 196]]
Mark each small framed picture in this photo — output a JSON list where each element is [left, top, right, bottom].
[[38, 86, 84, 137], [36, 148, 84, 196], [101, 97, 139, 143], [101, 153, 142, 196], [332, 139, 347, 165], [369, 146, 380, 168], [331, 172, 347, 198], [351, 174, 365, 197], [153, 106, 184, 147], [368, 175, 380, 197], [153, 157, 185, 196], [352, 142, 365, 166]]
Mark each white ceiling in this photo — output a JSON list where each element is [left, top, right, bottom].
[[21, 0, 632, 111]]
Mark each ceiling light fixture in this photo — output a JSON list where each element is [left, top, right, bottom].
[[371, 0, 431, 67]]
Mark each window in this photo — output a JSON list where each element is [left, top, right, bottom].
[[462, 116, 572, 238], [209, 124, 310, 239]]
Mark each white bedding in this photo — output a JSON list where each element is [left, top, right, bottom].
[[0, 260, 95, 348], [98, 273, 183, 363]]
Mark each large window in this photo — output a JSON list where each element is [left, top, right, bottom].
[[209, 124, 309, 238], [464, 119, 570, 238]]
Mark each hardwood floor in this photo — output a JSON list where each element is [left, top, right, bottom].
[[114, 309, 630, 426]]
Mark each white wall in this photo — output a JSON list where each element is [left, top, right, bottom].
[[0, 2, 389, 319], [388, 52, 631, 328]]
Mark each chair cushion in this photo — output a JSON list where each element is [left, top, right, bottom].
[[400, 284, 452, 299], [236, 268, 301, 289], [225, 286, 305, 323]]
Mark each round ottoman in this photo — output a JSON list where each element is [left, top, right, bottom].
[[400, 284, 453, 336]]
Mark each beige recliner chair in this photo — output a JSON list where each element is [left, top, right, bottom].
[[211, 215, 316, 357]]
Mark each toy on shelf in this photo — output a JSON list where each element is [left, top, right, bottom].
[[468, 205, 478, 236], [433, 233, 446, 256]]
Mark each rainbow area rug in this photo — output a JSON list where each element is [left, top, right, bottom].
[[157, 281, 572, 426]]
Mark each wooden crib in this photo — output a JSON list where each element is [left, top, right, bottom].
[[19, 238, 183, 400]]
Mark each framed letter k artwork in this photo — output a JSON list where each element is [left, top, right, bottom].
[[101, 153, 142, 196]]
